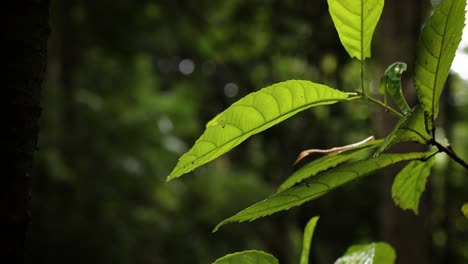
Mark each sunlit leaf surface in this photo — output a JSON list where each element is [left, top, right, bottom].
[[168, 80, 349, 180], [212, 250, 278, 264], [414, 0, 466, 131], [392, 156, 436, 214], [328, 0, 384, 60], [334, 242, 396, 264], [300, 216, 320, 264], [214, 151, 435, 231]]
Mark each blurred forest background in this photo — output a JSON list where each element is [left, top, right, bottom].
[[30, 0, 468, 263]]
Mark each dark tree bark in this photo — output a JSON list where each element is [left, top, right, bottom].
[[2, 1, 49, 262], [374, 1, 430, 263]]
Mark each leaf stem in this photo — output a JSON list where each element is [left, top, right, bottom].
[[357, 90, 403, 118], [432, 140, 468, 170]]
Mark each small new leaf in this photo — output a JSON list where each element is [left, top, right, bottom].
[[212, 250, 278, 264], [335, 242, 396, 264], [168, 80, 349, 180], [381, 62, 410, 114], [392, 156, 436, 214]]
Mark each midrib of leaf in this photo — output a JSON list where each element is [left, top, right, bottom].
[[213, 151, 436, 231], [430, 2, 451, 125], [181, 98, 342, 160], [168, 81, 349, 180], [414, 0, 466, 130]]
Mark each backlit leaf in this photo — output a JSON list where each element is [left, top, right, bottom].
[[214, 151, 436, 231], [212, 250, 278, 264], [414, 0, 466, 131], [334, 242, 396, 264], [392, 156, 436, 214], [300, 216, 320, 264], [328, 0, 384, 60], [462, 203, 468, 219], [168, 80, 349, 180]]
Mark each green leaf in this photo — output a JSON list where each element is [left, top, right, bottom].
[[168, 80, 349, 180], [278, 140, 382, 192], [213, 151, 436, 231], [462, 203, 468, 219], [300, 216, 320, 264], [392, 156, 435, 214], [414, 0, 466, 131], [335, 242, 396, 264], [212, 250, 278, 264], [381, 62, 410, 114], [328, 0, 384, 60], [374, 105, 430, 157], [393, 105, 431, 144]]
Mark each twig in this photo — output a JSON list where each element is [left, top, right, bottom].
[[431, 139, 468, 170], [293, 136, 375, 166]]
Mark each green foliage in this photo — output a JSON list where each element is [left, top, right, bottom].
[[212, 250, 279, 264], [462, 203, 468, 219], [278, 140, 381, 192], [299, 217, 319, 264], [392, 157, 436, 214], [168, 0, 468, 261], [414, 0, 466, 132], [374, 105, 430, 157], [379, 62, 410, 114], [327, 0, 384, 60], [214, 151, 436, 232], [334, 242, 396, 264], [168, 80, 350, 180]]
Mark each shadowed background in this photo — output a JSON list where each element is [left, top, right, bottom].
[[30, 0, 468, 263]]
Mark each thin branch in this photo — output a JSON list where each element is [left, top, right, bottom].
[[293, 136, 375, 166], [432, 140, 468, 170], [356, 90, 403, 118]]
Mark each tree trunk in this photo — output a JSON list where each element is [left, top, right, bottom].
[[2, 1, 49, 262], [374, 1, 430, 264]]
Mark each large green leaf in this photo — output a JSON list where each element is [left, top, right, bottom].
[[213, 151, 436, 231], [168, 80, 349, 180], [392, 156, 436, 214], [328, 0, 384, 60], [414, 0, 466, 131], [212, 250, 278, 264], [300, 216, 320, 264], [334, 242, 396, 264], [374, 105, 430, 157], [278, 140, 382, 192]]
